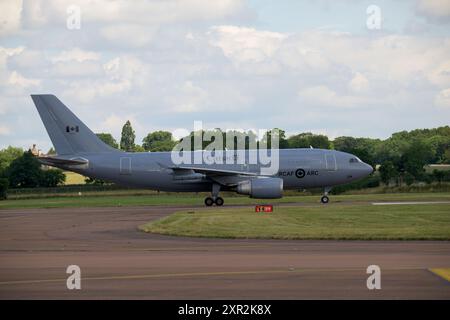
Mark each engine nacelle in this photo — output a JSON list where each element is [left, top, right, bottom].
[[236, 177, 283, 199]]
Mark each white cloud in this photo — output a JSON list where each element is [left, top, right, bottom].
[[8, 70, 40, 87], [0, 0, 22, 36], [99, 113, 145, 142], [209, 26, 287, 63], [21, 0, 47, 28], [167, 81, 209, 113], [62, 79, 131, 104], [8, 49, 45, 69], [349, 72, 369, 93], [416, 0, 450, 23], [0, 125, 11, 136], [51, 48, 100, 63], [429, 60, 450, 88], [18, 0, 248, 29], [51, 61, 103, 77], [60, 56, 148, 103], [435, 88, 450, 108], [100, 24, 158, 47], [0, 46, 25, 67], [100, 114, 127, 136], [298, 85, 365, 109], [103, 56, 147, 81], [207, 28, 450, 90]]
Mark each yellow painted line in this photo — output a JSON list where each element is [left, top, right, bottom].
[[0, 269, 298, 286], [0, 266, 430, 286], [429, 268, 450, 282]]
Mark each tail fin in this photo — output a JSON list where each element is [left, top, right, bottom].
[[31, 94, 118, 155]]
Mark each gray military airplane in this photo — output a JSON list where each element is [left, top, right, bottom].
[[31, 94, 373, 206]]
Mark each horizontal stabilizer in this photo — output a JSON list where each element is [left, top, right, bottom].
[[38, 156, 88, 167]]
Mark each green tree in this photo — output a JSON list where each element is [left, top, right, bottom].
[[260, 128, 288, 149], [133, 145, 145, 152], [0, 178, 8, 199], [432, 169, 445, 185], [379, 161, 397, 185], [0, 146, 23, 175], [40, 169, 66, 187], [288, 133, 331, 149], [7, 150, 42, 188], [180, 129, 259, 151], [223, 130, 258, 150], [142, 131, 176, 151], [373, 126, 450, 165], [333, 136, 378, 167], [333, 136, 358, 152], [85, 177, 106, 185], [404, 172, 415, 186], [400, 140, 433, 179], [47, 147, 56, 155], [443, 148, 450, 164], [96, 133, 119, 149], [120, 120, 136, 152]]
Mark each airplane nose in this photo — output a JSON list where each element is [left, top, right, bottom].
[[364, 163, 374, 175]]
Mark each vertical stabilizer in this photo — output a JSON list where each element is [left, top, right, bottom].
[[31, 94, 118, 155]]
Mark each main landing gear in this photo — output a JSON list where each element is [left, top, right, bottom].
[[204, 196, 224, 206], [321, 186, 332, 204], [204, 183, 224, 206]]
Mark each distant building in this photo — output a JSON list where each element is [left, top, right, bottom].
[[29, 144, 41, 156]]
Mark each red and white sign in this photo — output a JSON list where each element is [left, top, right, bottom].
[[255, 205, 273, 213]]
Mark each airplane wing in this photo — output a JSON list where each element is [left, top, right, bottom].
[[169, 166, 259, 187], [170, 166, 258, 176]]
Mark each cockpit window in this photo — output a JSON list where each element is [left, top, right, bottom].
[[349, 157, 362, 163]]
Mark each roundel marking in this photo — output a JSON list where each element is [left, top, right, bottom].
[[295, 168, 305, 178]]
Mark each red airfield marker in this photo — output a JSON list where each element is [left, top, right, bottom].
[[255, 205, 273, 213]]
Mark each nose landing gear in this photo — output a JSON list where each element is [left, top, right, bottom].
[[204, 183, 224, 206], [321, 187, 332, 204]]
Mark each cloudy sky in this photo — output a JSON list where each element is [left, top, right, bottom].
[[1, 0, 450, 152]]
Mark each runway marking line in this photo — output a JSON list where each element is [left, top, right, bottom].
[[429, 268, 450, 282], [0, 267, 430, 286], [0, 269, 297, 285], [372, 201, 450, 206]]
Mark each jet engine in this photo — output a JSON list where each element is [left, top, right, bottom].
[[236, 177, 283, 199]]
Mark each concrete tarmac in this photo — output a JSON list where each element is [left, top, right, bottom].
[[0, 205, 449, 299]]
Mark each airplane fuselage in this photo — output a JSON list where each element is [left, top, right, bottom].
[[56, 148, 373, 193]]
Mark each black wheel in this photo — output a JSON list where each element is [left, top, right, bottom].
[[215, 197, 224, 206], [321, 195, 329, 204], [204, 197, 214, 206]]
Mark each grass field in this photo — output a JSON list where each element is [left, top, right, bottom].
[[140, 202, 450, 240], [63, 171, 86, 185], [1, 192, 450, 209], [2, 191, 449, 240]]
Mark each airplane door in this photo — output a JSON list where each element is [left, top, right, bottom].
[[325, 154, 337, 171], [120, 157, 132, 175]]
